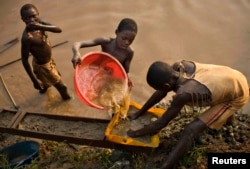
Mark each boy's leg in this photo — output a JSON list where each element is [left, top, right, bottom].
[[160, 118, 207, 169], [54, 80, 71, 100]]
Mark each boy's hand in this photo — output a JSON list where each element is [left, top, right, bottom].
[[71, 56, 82, 68], [127, 129, 138, 137], [28, 23, 42, 30], [128, 110, 141, 120], [128, 78, 133, 89]]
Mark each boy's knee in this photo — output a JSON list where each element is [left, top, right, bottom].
[[226, 114, 235, 125], [183, 119, 207, 138]]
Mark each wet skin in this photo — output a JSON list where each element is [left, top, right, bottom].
[[21, 7, 62, 90], [71, 30, 136, 73], [126, 60, 212, 168], [71, 30, 136, 88], [127, 60, 212, 136]]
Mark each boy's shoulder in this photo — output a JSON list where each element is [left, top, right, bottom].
[[126, 46, 134, 55], [95, 37, 113, 43], [91, 37, 113, 47], [21, 29, 33, 43]]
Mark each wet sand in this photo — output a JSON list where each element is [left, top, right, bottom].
[[0, 0, 250, 118]]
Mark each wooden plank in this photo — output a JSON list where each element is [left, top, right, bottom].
[[0, 109, 154, 153]]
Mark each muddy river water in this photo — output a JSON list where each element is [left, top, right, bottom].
[[0, 0, 250, 118]]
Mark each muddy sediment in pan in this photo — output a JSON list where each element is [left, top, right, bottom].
[[0, 109, 108, 141], [17, 114, 108, 140], [110, 106, 159, 144], [0, 111, 16, 127], [0, 107, 160, 145]]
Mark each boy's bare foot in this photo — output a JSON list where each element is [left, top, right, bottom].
[[39, 87, 48, 94], [62, 93, 71, 100]]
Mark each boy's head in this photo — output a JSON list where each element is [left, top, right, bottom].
[[147, 61, 173, 90], [20, 4, 40, 24], [117, 18, 138, 34], [115, 18, 138, 50]]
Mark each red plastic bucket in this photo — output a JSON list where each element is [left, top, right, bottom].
[[74, 51, 128, 110]]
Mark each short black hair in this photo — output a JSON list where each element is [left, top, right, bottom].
[[117, 18, 138, 33], [20, 4, 38, 16], [147, 61, 172, 88]]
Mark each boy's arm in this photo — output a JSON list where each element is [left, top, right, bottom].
[[21, 38, 42, 90], [71, 37, 111, 68], [29, 20, 62, 33], [129, 90, 168, 120], [124, 50, 134, 87], [123, 50, 133, 73], [127, 92, 189, 137]]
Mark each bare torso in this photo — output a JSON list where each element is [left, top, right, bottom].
[[101, 38, 133, 72], [24, 29, 52, 64]]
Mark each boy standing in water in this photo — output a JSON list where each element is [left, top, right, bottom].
[[71, 18, 138, 88], [20, 4, 71, 100]]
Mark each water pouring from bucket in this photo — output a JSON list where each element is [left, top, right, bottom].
[[74, 51, 130, 118]]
